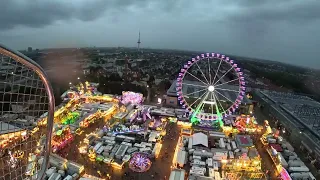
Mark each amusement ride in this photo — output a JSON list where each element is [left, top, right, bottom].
[[176, 53, 246, 127]]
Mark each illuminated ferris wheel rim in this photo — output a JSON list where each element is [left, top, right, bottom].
[[176, 53, 246, 120]]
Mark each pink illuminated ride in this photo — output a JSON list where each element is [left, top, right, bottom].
[[129, 152, 152, 172], [121, 91, 143, 105], [176, 53, 245, 127]]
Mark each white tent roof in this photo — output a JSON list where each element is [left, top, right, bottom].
[[148, 131, 158, 142], [192, 132, 208, 147], [169, 169, 185, 180], [177, 150, 187, 166]]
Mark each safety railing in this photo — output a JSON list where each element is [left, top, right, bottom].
[[0, 44, 54, 180]]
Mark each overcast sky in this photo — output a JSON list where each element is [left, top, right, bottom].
[[1, 0, 320, 68]]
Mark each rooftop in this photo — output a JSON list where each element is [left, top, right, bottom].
[[0, 122, 22, 135], [115, 144, 129, 156], [261, 90, 320, 107], [170, 169, 185, 180], [260, 90, 320, 135], [114, 111, 128, 119], [235, 135, 253, 147], [192, 132, 208, 147]]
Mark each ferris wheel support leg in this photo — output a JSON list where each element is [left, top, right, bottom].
[[211, 92, 224, 129], [190, 103, 204, 124], [190, 116, 199, 124], [216, 113, 224, 128], [214, 99, 224, 128], [190, 92, 209, 124]]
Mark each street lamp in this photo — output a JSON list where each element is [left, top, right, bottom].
[[146, 84, 150, 103], [69, 82, 72, 85], [77, 77, 80, 80]]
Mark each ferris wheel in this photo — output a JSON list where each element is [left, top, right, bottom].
[[176, 53, 246, 125]]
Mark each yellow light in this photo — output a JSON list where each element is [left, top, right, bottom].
[[79, 146, 87, 154], [171, 136, 182, 168], [253, 160, 260, 165], [221, 159, 228, 163], [111, 162, 124, 169], [21, 131, 27, 136], [155, 143, 163, 158]]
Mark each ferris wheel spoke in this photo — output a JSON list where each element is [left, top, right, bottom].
[[214, 88, 239, 93], [210, 92, 214, 115], [189, 98, 200, 108], [212, 57, 222, 84], [182, 83, 207, 88], [201, 91, 214, 114], [214, 78, 239, 88], [200, 95, 210, 112], [201, 102, 206, 114], [213, 92, 226, 114], [214, 90, 234, 104], [213, 66, 234, 86], [185, 71, 208, 85], [189, 90, 207, 107], [208, 58, 212, 84], [195, 62, 209, 84], [184, 88, 207, 97]]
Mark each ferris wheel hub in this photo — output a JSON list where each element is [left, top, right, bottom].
[[208, 85, 215, 92]]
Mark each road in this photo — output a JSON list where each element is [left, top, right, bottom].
[[252, 106, 279, 179]]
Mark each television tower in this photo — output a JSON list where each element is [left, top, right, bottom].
[[137, 31, 141, 51]]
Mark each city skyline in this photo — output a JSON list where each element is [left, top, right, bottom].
[[1, 0, 320, 68]]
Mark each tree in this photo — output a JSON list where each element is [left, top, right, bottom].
[[108, 73, 122, 82], [158, 80, 172, 92], [147, 75, 155, 87], [115, 60, 125, 66], [138, 60, 149, 67]]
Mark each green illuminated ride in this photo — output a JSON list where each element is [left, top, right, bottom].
[[61, 112, 80, 125], [176, 53, 246, 127]]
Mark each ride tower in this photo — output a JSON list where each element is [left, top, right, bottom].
[[137, 31, 141, 51]]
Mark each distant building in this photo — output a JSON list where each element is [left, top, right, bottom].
[[27, 47, 32, 52], [253, 90, 320, 162]]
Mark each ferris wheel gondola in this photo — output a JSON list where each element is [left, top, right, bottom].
[[176, 53, 246, 126]]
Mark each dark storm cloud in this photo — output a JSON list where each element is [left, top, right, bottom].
[[224, 0, 320, 52], [229, 0, 320, 23], [0, 0, 148, 30], [1, 0, 319, 68], [3, 0, 320, 31]]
